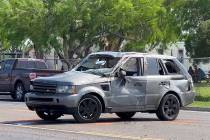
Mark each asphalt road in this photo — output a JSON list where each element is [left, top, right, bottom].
[[0, 95, 210, 140]]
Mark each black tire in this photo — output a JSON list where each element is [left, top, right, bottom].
[[12, 82, 25, 101], [73, 95, 102, 123], [156, 94, 180, 121], [116, 112, 136, 120], [36, 110, 62, 121]]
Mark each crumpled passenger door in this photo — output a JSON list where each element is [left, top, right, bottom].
[[108, 57, 146, 111], [109, 76, 146, 108]]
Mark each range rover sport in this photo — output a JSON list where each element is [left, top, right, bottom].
[[25, 52, 195, 123]]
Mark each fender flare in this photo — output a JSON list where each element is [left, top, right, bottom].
[[158, 90, 183, 108]]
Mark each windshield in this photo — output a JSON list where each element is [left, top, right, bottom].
[[75, 54, 120, 76]]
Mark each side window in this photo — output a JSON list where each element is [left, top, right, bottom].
[[4, 60, 14, 70], [163, 59, 180, 74], [144, 57, 164, 75], [121, 57, 138, 76], [36, 61, 47, 69], [28, 61, 36, 69]]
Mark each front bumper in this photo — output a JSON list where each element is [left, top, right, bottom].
[[25, 92, 81, 114]]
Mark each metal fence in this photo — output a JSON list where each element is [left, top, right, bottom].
[[43, 58, 81, 71]]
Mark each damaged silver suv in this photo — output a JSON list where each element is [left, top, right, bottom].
[[25, 52, 195, 123]]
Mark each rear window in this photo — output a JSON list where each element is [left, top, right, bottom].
[[36, 61, 47, 69], [15, 60, 36, 69]]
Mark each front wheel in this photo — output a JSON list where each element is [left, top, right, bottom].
[[116, 112, 136, 120], [11, 82, 25, 101], [156, 94, 180, 121], [36, 111, 62, 121], [73, 95, 102, 123]]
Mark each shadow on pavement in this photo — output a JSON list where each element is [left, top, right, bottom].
[[2, 117, 159, 126], [0, 99, 16, 102], [0, 95, 21, 102], [0, 98, 19, 102]]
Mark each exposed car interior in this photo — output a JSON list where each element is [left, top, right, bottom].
[[163, 59, 180, 74]]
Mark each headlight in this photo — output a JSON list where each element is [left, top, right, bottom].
[[56, 85, 76, 94]]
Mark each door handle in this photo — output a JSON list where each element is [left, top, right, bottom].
[[159, 81, 170, 86], [159, 81, 166, 86]]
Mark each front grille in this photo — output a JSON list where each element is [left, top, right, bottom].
[[32, 81, 57, 93]]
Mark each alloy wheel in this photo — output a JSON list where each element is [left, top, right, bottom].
[[163, 95, 179, 119], [78, 98, 98, 120]]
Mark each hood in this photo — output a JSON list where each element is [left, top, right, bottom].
[[34, 71, 109, 85]]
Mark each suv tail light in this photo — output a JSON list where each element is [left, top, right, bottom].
[[29, 73, 37, 80]]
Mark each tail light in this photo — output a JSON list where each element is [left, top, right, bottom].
[[29, 73, 37, 80]]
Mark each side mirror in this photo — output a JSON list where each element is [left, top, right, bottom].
[[118, 69, 126, 78]]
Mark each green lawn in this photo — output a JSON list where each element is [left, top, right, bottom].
[[190, 82, 210, 108], [191, 101, 210, 108]]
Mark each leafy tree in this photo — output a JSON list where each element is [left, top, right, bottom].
[[173, 0, 210, 33], [0, 0, 183, 64], [172, 0, 210, 58], [0, 0, 46, 55], [46, 0, 177, 58], [185, 20, 210, 58]]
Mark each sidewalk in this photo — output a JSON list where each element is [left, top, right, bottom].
[[182, 107, 210, 112]]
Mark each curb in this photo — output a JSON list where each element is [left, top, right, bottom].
[[182, 107, 210, 112]]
